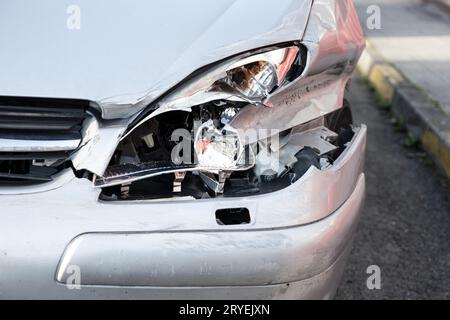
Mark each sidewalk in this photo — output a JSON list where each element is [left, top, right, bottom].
[[354, 0, 450, 178]]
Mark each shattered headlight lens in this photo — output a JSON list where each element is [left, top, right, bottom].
[[216, 46, 299, 104], [194, 120, 245, 170]]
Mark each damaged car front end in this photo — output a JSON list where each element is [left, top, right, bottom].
[[0, 0, 366, 299]]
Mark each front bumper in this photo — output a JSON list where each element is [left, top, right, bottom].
[[0, 126, 366, 299]]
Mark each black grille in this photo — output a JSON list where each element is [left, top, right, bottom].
[[0, 96, 88, 141], [0, 96, 90, 182]]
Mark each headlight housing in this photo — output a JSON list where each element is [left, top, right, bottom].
[[126, 44, 305, 137], [96, 44, 317, 198]]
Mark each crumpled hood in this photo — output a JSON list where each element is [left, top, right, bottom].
[[0, 0, 312, 118]]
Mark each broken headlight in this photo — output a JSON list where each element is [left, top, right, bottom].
[[128, 45, 304, 130], [97, 44, 315, 199]]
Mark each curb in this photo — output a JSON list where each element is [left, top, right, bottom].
[[357, 41, 450, 179]]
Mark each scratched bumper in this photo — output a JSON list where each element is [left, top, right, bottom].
[[56, 176, 363, 299]]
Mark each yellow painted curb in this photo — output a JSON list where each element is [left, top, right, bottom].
[[422, 129, 450, 178], [368, 64, 404, 105], [357, 39, 450, 179]]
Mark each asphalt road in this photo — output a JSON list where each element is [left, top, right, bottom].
[[335, 77, 450, 300]]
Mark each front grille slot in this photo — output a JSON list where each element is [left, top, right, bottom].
[[0, 115, 82, 131], [0, 96, 87, 137], [0, 96, 90, 182]]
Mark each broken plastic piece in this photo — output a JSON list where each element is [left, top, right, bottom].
[[120, 183, 131, 198], [254, 126, 338, 178], [94, 161, 196, 188], [199, 171, 230, 195], [288, 126, 338, 156], [173, 171, 186, 193]]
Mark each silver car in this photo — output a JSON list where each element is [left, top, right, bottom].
[[0, 0, 366, 299]]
